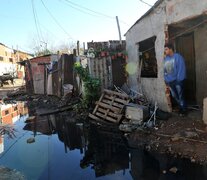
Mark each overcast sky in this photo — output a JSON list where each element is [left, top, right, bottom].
[[0, 0, 157, 53]]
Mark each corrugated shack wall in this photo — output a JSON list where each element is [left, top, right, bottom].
[[51, 54, 74, 97], [87, 57, 113, 91], [25, 60, 34, 93], [111, 57, 127, 87], [25, 54, 74, 97], [30, 56, 51, 94], [51, 62, 59, 96], [61, 54, 74, 96], [61, 54, 74, 89]]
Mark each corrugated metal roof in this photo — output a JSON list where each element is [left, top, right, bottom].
[[29, 54, 57, 60]]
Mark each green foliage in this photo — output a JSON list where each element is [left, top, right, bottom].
[[74, 62, 101, 109], [72, 101, 88, 113]]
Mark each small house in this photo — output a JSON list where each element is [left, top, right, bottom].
[[125, 0, 207, 111]]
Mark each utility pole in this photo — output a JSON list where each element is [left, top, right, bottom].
[[83, 42, 85, 55], [16, 45, 19, 62], [116, 16, 122, 45], [77, 40, 80, 56]]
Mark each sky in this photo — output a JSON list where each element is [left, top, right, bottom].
[[0, 0, 157, 53]]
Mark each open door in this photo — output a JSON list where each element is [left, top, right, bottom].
[[176, 33, 196, 104]]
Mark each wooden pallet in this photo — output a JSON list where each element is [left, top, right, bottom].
[[89, 89, 130, 124]]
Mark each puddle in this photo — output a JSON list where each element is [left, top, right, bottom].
[[0, 103, 207, 179]]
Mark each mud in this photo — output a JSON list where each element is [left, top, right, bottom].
[[128, 110, 207, 165]]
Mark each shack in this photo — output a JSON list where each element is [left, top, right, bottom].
[[125, 0, 207, 112], [24, 54, 74, 97], [87, 40, 127, 90]]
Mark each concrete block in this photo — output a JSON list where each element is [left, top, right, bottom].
[[125, 103, 149, 125], [203, 98, 207, 125]]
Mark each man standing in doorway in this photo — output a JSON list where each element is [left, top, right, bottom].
[[164, 43, 187, 116]]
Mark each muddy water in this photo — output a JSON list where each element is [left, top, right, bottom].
[[0, 108, 207, 180]]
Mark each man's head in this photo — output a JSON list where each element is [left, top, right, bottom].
[[164, 43, 174, 56]]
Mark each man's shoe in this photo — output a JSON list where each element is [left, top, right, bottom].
[[179, 110, 187, 117]]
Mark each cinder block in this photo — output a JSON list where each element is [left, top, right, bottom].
[[203, 98, 207, 125], [125, 103, 149, 125]]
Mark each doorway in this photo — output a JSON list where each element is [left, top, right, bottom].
[[175, 33, 196, 104]]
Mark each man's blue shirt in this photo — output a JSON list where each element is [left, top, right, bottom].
[[164, 53, 186, 83]]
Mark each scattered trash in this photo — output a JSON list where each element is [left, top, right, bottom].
[[169, 167, 178, 173], [0, 166, 26, 180], [0, 125, 16, 138], [119, 124, 133, 132], [125, 103, 149, 125], [27, 137, 35, 144], [25, 116, 36, 123]]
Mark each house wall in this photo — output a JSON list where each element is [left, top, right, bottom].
[[194, 24, 207, 105], [0, 44, 16, 75], [126, 0, 207, 111], [166, 0, 207, 24], [0, 44, 33, 76], [126, 2, 170, 111]]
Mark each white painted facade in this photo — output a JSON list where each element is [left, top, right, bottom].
[[125, 0, 207, 111]]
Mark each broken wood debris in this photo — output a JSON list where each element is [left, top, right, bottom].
[[0, 124, 16, 138], [89, 89, 130, 124]]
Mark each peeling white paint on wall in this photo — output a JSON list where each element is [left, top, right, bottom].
[[126, 0, 207, 111]]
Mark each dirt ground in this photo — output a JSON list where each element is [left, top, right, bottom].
[[128, 109, 207, 165]]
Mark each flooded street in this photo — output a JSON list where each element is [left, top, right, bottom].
[[0, 102, 207, 180]]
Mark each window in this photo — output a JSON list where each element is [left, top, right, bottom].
[[5, 110, 9, 115], [0, 56, 3, 61], [5, 51, 7, 56], [138, 36, 158, 78], [9, 58, 13, 62]]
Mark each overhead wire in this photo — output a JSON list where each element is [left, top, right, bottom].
[[32, 1, 45, 42], [62, 0, 130, 27], [139, 0, 153, 7], [31, 0, 42, 44], [60, 0, 102, 18], [40, 0, 74, 40], [64, 0, 115, 19]]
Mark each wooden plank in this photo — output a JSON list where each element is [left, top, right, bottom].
[[104, 95, 128, 104], [102, 99, 124, 109], [95, 101, 120, 113], [103, 57, 108, 88], [108, 57, 113, 88], [104, 89, 129, 99], [99, 58, 104, 90], [97, 108, 122, 119], [95, 112, 117, 123], [89, 113, 101, 121], [102, 58, 105, 88], [92, 93, 105, 114], [97, 107, 107, 114]]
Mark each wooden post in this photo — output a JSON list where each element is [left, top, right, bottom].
[[77, 40, 80, 56], [116, 16, 122, 45], [83, 42, 85, 54]]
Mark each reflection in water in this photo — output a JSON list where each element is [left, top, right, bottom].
[[80, 125, 129, 177], [0, 101, 28, 125], [0, 111, 207, 179], [0, 101, 28, 154]]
